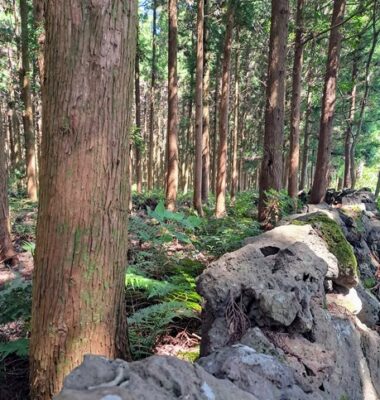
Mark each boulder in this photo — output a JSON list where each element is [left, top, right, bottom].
[[55, 354, 258, 400]]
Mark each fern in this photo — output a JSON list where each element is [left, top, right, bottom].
[[0, 339, 29, 361]]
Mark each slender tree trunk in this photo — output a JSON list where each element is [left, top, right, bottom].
[[135, 29, 143, 194], [148, 0, 157, 191], [258, 0, 289, 223], [201, 0, 210, 203], [215, 0, 235, 218], [193, 0, 204, 215], [230, 31, 240, 204], [20, 0, 37, 201], [29, 2, 136, 398], [287, 0, 304, 198], [165, 0, 179, 210], [310, 0, 345, 204], [211, 56, 220, 194], [343, 57, 357, 188], [0, 110, 17, 266], [375, 170, 380, 199]]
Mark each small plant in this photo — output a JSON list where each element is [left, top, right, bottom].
[[21, 240, 35, 255], [0, 339, 29, 361]]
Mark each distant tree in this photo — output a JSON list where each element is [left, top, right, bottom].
[[310, 0, 346, 203], [135, 26, 143, 194], [29, 1, 137, 398], [258, 0, 289, 223]]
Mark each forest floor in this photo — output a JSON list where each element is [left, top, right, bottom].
[[0, 190, 268, 399]]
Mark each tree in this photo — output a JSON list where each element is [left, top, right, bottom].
[[258, 0, 289, 223], [29, 1, 137, 398], [0, 111, 17, 266], [135, 26, 143, 194], [20, 0, 37, 201], [193, 0, 204, 216], [215, 0, 235, 218], [166, 0, 179, 211], [287, 0, 304, 199], [310, 0, 346, 203]]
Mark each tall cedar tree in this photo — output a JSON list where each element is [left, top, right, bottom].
[[166, 0, 179, 210], [258, 0, 289, 223], [215, 0, 235, 218], [148, 0, 157, 190], [288, 0, 304, 199], [135, 26, 143, 193], [29, 1, 137, 398], [310, 0, 346, 203], [194, 0, 204, 215], [0, 113, 17, 265], [20, 0, 37, 200]]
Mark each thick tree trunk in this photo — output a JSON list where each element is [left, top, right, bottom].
[[310, 0, 345, 204], [258, 0, 289, 223], [215, 1, 235, 218], [148, 0, 157, 191], [135, 30, 143, 194], [20, 0, 37, 201], [343, 57, 357, 188], [230, 33, 240, 204], [201, 0, 210, 204], [287, 0, 304, 198], [29, 2, 136, 398], [165, 0, 179, 210], [0, 111, 17, 266], [193, 0, 204, 215]]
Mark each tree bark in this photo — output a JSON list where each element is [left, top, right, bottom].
[[201, 0, 210, 204], [0, 110, 17, 266], [148, 0, 157, 191], [310, 0, 345, 204], [230, 31, 240, 204], [343, 56, 357, 188], [135, 28, 143, 194], [20, 0, 37, 201], [29, 1, 136, 398], [375, 170, 380, 199], [165, 0, 179, 210], [215, 0, 235, 218], [211, 55, 220, 194], [193, 0, 204, 216], [258, 0, 289, 223], [287, 0, 304, 198]]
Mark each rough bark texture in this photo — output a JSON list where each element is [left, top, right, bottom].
[[287, 0, 304, 198], [230, 33, 239, 204], [0, 111, 17, 265], [148, 0, 157, 191], [201, 0, 210, 203], [215, 1, 234, 218], [20, 0, 37, 201], [165, 0, 179, 211], [258, 0, 289, 223], [310, 0, 345, 204], [135, 32, 143, 194], [193, 0, 204, 216], [29, 1, 137, 398]]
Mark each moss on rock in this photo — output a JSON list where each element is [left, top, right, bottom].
[[292, 213, 358, 280]]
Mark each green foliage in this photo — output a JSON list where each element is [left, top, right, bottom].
[[363, 277, 376, 289], [0, 276, 32, 325], [0, 339, 29, 361], [21, 240, 35, 255]]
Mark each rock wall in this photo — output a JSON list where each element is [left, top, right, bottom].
[[56, 190, 380, 400]]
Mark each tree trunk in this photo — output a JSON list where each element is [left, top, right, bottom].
[[375, 170, 380, 199], [343, 56, 358, 188], [29, 2, 136, 398], [193, 0, 204, 215], [211, 55, 220, 194], [20, 0, 37, 201], [287, 0, 304, 198], [258, 0, 289, 223], [310, 0, 345, 204], [148, 0, 157, 191], [165, 0, 179, 210], [135, 28, 143, 194], [201, 0, 210, 204], [0, 110, 17, 266], [230, 31, 240, 204], [215, 0, 235, 218]]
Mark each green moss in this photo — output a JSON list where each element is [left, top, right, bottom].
[[292, 213, 358, 278], [363, 277, 376, 289], [177, 346, 200, 363]]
